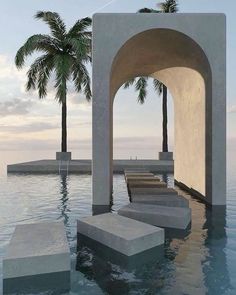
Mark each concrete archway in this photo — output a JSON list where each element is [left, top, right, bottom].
[[92, 13, 226, 207]]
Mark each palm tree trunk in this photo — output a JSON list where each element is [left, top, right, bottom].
[[162, 85, 168, 152], [61, 98, 67, 152]]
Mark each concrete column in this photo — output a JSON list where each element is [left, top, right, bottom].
[[92, 71, 112, 207]]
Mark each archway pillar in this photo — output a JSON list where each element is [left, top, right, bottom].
[[92, 64, 113, 206]]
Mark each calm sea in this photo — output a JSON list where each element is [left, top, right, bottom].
[[0, 150, 235, 294]]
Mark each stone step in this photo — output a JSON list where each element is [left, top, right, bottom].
[[77, 213, 164, 256], [125, 173, 154, 178], [131, 194, 189, 208], [3, 221, 70, 281], [128, 181, 167, 188], [124, 169, 150, 173], [125, 176, 161, 182], [130, 187, 178, 195], [118, 203, 191, 230]]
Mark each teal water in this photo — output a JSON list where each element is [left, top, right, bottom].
[[0, 155, 235, 294]]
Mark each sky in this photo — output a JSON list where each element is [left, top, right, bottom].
[[0, 0, 235, 163]]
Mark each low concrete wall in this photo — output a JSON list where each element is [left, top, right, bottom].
[[7, 159, 174, 174]]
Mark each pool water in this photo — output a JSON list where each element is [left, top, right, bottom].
[[0, 169, 236, 294]]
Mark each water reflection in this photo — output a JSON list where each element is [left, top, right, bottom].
[[58, 173, 70, 226], [202, 206, 232, 294], [76, 234, 167, 295]]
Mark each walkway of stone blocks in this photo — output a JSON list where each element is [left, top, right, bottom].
[[118, 170, 191, 230], [76, 169, 191, 259]]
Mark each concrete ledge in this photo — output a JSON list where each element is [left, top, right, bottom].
[[130, 187, 178, 195], [131, 194, 189, 208], [118, 203, 191, 230], [77, 213, 164, 256], [125, 172, 155, 178], [125, 176, 161, 182], [128, 181, 167, 188], [7, 159, 174, 174], [3, 221, 70, 280]]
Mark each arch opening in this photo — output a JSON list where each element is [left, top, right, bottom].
[[110, 28, 211, 198]]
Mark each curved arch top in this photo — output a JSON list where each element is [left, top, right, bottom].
[[92, 13, 226, 206], [110, 28, 212, 99]]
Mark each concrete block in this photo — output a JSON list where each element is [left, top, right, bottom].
[[77, 233, 164, 270], [127, 181, 167, 188], [125, 173, 154, 178], [118, 203, 191, 230], [125, 176, 161, 182], [77, 213, 164, 256], [124, 169, 150, 173], [56, 152, 71, 161], [159, 152, 173, 160], [131, 194, 189, 208], [130, 187, 178, 195], [3, 221, 70, 280]]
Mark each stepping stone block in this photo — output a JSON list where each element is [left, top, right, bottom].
[[126, 176, 161, 182], [127, 181, 167, 188], [124, 169, 150, 173], [130, 187, 178, 195], [77, 213, 164, 256], [3, 221, 70, 280], [125, 173, 154, 178], [131, 194, 189, 208], [118, 203, 191, 230]]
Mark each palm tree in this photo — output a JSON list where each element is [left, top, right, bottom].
[[15, 11, 92, 154], [124, 77, 169, 152], [125, 1, 178, 153]]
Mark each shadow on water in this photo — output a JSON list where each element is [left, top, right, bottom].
[[76, 234, 168, 295], [202, 205, 233, 295]]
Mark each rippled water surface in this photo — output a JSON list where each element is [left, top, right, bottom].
[[0, 156, 236, 295]]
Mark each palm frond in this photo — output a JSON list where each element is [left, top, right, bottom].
[[68, 17, 92, 38], [72, 61, 92, 101], [153, 79, 163, 96], [54, 54, 72, 103], [35, 11, 67, 40], [135, 77, 148, 104], [67, 37, 91, 61], [26, 54, 54, 98], [123, 78, 136, 89], [158, 0, 178, 13], [15, 34, 59, 68]]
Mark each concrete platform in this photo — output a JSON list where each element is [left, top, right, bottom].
[[127, 180, 167, 188], [131, 194, 189, 208], [7, 159, 174, 174], [3, 221, 70, 280], [118, 203, 191, 230], [130, 187, 178, 195], [77, 213, 164, 256]]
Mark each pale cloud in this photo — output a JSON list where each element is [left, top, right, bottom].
[[0, 122, 59, 133], [0, 120, 91, 135], [0, 98, 34, 116], [0, 55, 27, 81], [228, 105, 236, 113]]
